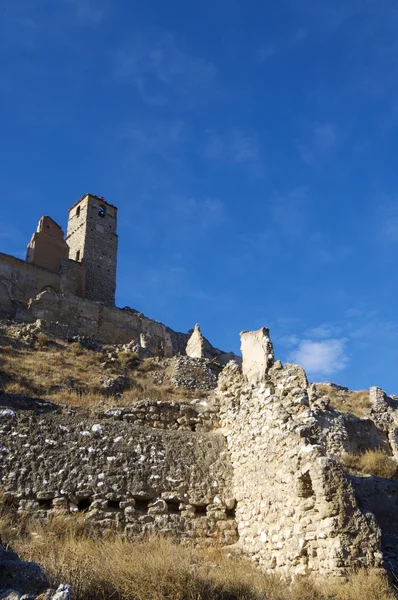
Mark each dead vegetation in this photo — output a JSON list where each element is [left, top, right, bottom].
[[341, 449, 398, 479], [0, 325, 207, 410], [316, 383, 371, 417], [0, 502, 396, 600]]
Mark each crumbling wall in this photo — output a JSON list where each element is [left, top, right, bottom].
[[215, 328, 383, 577], [25, 291, 187, 353], [0, 252, 61, 306], [26, 216, 69, 273], [217, 363, 382, 576], [0, 404, 237, 545], [0, 281, 13, 318], [316, 411, 390, 458], [22, 291, 229, 361]]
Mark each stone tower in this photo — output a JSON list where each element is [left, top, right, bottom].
[[66, 194, 118, 306]]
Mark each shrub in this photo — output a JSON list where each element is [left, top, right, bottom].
[[324, 568, 396, 600], [34, 333, 51, 350], [117, 351, 139, 370], [316, 385, 370, 417], [341, 449, 398, 479], [67, 342, 91, 356]]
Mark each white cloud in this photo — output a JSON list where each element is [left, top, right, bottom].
[[268, 186, 310, 235], [62, 0, 105, 26], [166, 196, 227, 231], [289, 338, 348, 376], [377, 196, 398, 242], [115, 31, 217, 105], [277, 334, 300, 348], [204, 129, 260, 166], [257, 28, 308, 63], [121, 119, 187, 163], [306, 323, 342, 339], [298, 122, 338, 166]]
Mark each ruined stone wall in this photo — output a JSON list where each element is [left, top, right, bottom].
[[215, 344, 382, 577], [59, 258, 85, 297], [26, 216, 69, 273], [0, 253, 61, 308], [0, 253, 85, 318], [0, 404, 237, 545], [24, 291, 188, 354]]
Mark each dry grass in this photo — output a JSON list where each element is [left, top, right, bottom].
[[0, 493, 395, 600], [341, 449, 398, 479], [316, 384, 370, 417], [1, 508, 395, 600], [0, 337, 114, 401], [0, 328, 208, 409]]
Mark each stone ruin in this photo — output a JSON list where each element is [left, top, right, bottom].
[[1, 196, 398, 584], [0, 194, 236, 364], [1, 324, 398, 582]]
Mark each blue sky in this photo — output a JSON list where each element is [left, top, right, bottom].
[[1, 0, 398, 392]]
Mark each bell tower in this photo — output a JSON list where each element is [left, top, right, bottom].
[[66, 194, 118, 307]]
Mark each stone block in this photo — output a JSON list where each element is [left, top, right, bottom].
[[240, 328, 274, 384]]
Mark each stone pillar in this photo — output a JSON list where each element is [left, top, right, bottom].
[[240, 327, 274, 384], [186, 324, 205, 358]]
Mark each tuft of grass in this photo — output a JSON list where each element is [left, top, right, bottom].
[[316, 384, 370, 417], [322, 568, 396, 600], [117, 351, 139, 370], [341, 449, 398, 479], [34, 332, 51, 351]]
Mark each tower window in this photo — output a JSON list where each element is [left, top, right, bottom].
[[98, 205, 106, 218], [76, 251, 80, 261], [76, 206, 81, 218]]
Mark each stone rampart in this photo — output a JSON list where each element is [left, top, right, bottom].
[[15, 291, 231, 361], [0, 253, 61, 307], [0, 253, 85, 318], [0, 403, 237, 545], [22, 291, 188, 355]]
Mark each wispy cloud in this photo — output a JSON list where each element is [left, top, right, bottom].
[[115, 31, 217, 105], [203, 129, 262, 175], [61, 0, 106, 26], [306, 323, 343, 339], [268, 186, 310, 236], [170, 196, 227, 231], [121, 119, 187, 164], [289, 338, 348, 377], [257, 28, 308, 62], [376, 196, 398, 242], [297, 122, 338, 166]]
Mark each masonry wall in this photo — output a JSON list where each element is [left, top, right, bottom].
[[0, 253, 85, 316], [26, 216, 69, 272], [24, 291, 195, 355], [0, 404, 237, 545], [216, 361, 383, 577], [66, 195, 118, 307], [0, 253, 61, 306]]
